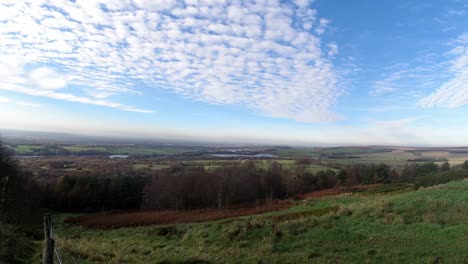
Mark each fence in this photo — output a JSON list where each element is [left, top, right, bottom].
[[43, 215, 63, 264]]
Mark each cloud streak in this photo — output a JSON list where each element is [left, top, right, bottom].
[[0, 60, 153, 113], [0, 0, 339, 122], [420, 33, 468, 108]]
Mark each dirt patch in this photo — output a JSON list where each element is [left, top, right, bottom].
[[66, 200, 294, 229]]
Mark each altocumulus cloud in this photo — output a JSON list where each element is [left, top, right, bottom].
[[0, 0, 340, 122]]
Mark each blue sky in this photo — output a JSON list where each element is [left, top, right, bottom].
[[0, 0, 467, 145]]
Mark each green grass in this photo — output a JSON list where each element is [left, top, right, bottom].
[[110, 147, 193, 156], [11, 144, 198, 156], [323, 151, 420, 167], [12, 145, 44, 155], [319, 147, 392, 155], [43, 181, 468, 264], [273, 148, 320, 157], [63, 146, 108, 152], [66, 146, 196, 156]]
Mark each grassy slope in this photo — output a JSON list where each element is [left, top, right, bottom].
[[43, 181, 468, 264]]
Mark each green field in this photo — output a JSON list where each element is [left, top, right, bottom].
[[10, 145, 43, 155], [42, 180, 468, 264], [319, 147, 392, 155], [10, 144, 198, 156], [273, 147, 392, 158], [63, 146, 108, 152], [109, 147, 195, 156], [325, 151, 419, 166], [273, 148, 320, 157]]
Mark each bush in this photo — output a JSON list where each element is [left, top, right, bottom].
[[414, 169, 468, 188], [0, 222, 32, 263]]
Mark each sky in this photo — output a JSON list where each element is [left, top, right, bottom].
[[0, 0, 467, 146]]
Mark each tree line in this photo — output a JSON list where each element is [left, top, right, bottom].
[[42, 175, 149, 212]]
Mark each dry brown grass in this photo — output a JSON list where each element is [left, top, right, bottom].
[[66, 184, 385, 229], [66, 200, 294, 229]]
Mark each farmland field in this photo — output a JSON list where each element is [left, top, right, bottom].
[[325, 150, 420, 166], [9, 143, 468, 170], [10, 144, 43, 155], [36, 181, 468, 264], [9, 143, 201, 156], [63, 146, 108, 152], [273, 148, 320, 157]]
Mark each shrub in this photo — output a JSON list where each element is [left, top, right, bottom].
[[0, 223, 32, 263], [414, 169, 468, 188]]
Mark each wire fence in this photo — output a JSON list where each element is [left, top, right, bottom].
[[43, 215, 64, 264], [49, 220, 64, 264]]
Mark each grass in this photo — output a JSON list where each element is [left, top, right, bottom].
[[319, 147, 392, 155], [66, 146, 196, 156], [324, 151, 420, 166], [11, 144, 199, 156], [273, 148, 320, 158], [64, 146, 108, 152], [110, 147, 194, 156], [43, 180, 468, 264], [12, 145, 44, 155]]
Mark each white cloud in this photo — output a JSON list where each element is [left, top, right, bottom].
[[419, 33, 468, 108], [0, 0, 339, 122], [447, 9, 466, 16], [370, 54, 452, 97], [0, 96, 10, 103], [315, 18, 329, 35], [0, 95, 41, 107], [16, 101, 42, 108], [294, 0, 313, 8], [0, 64, 153, 113], [28, 67, 71, 90], [327, 42, 338, 57]]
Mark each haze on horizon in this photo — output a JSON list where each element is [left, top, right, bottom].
[[1, 0, 467, 146]]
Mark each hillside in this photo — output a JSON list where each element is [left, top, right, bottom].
[[40, 180, 468, 264]]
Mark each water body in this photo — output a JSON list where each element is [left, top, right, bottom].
[[109, 155, 129, 159], [211, 154, 278, 158]]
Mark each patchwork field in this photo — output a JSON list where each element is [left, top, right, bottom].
[[39, 181, 468, 264], [9, 144, 200, 156], [9, 143, 468, 171]]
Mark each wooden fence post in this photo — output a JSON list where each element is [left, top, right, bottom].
[[42, 215, 54, 264]]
